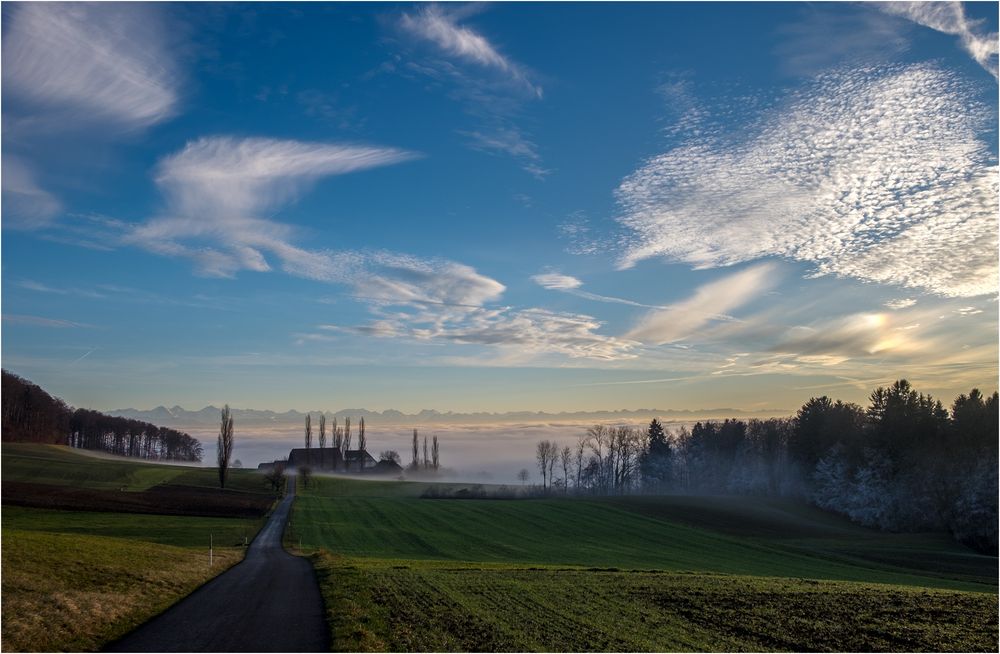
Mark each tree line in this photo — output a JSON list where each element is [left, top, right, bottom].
[[2, 370, 203, 462], [535, 380, 997, 552]]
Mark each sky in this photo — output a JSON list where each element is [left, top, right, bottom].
[[2, 1, 998, 417]]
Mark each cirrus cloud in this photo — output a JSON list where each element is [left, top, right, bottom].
[[2, 2, 178, 130]]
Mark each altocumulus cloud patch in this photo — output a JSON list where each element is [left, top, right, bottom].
[[616, 63, 998, 298]]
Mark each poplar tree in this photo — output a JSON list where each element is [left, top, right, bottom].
[[218, 405, 234, 489], [319, 414, 326, 468], [344, 417, 352, 469]]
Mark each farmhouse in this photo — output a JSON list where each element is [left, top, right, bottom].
[[286, 447, 380, 473]]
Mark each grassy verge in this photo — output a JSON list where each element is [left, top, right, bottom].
[[2, 529, 244, 652], [312, 553, 998, 652], [2, 508, 264, 652]]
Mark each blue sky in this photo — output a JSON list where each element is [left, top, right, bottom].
[[2, 2, 997, 414]]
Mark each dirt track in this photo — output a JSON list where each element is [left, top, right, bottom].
[[106, 477, 328, 652]]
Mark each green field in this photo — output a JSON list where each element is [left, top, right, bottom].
[[293, 476, 998, 652], [1, 445, 270, 652], [1, 443, 267, 493]]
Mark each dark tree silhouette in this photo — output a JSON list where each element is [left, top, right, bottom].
[[304, 414, 312, 450], [639, 418, 672, 492], [411, 428, 419, 469], [343, 417, 352, 468], [218, 405, 234, 489], [432, 435, 440, 470], [265, 462, 286, 492], [535, 440, 556, 490], [319, 414, 326, 468]]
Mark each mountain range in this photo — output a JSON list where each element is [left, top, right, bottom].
[[107, 405, 792, 427]]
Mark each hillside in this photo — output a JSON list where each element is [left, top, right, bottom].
[[1, 370, 202, 461]]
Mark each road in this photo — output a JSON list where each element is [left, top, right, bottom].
[[106, 477, 328, 652]]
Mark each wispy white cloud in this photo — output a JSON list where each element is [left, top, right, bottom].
[[351, 254, 506, 309], [399, 5, 542, 97], [2, 2, 178, 130], [331, 305, 637, 362], [458, 127, 549, 178], [124, 136, 416, 278], [885, 298, 917, 310], [391, 5, 546, 177], [533, 271, 680, 310], [2, 314, 93, 329], [532, 273, 583, 291], [879, 1, 999, 80], [616, 64, 998, 298], [1, 156, 62, 229], [117, 135, 566, 358], [774, 5, 912, 76], [627, 263, 779, 345]]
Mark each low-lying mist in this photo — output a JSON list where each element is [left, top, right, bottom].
[[183, 419, 695, 484]]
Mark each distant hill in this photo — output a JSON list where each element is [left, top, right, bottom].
[[107, 404, 791, 427]]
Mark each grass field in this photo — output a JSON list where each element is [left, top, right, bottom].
[[1, 443, 267, 493], [1, 445, 271, 652], [293, 475, 998, 652]]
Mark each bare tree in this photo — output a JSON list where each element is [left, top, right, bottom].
[[561, 446, 571, 494], [536, 440, 556, 491], [217, 405, 234, 489], [411, 428, 419, 469], [517, 468, 530, 485], [305, 414, 312, 450], [423, 435, 429, 469], [582, 425, 643, 494], [265, 462, 286, 492], [575, 438, 585, 491], [548, 445, 556, 491], [358, 416, 366, 454], [432, 435, 440, 470], [380, 450, 401, 465], [299, 465, 312, 489]]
